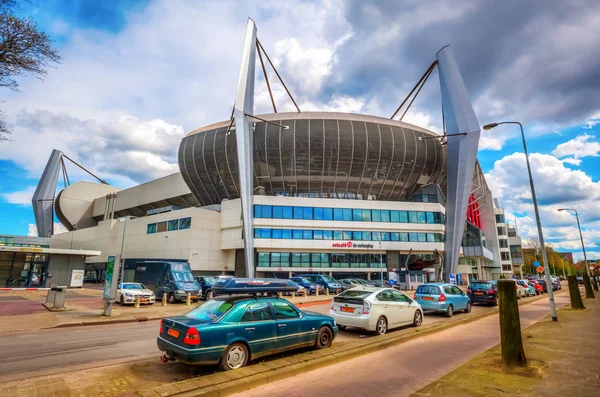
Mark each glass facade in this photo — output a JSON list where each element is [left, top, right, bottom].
[[0, 251, 49, 287], [254, 205, 444, 224], [495, 214, 505, 223], [147, 217, 191, 234], [254, 228, 444, 242], [257, 252, 386, 268]]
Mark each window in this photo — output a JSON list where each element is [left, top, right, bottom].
[[292, 253, 303, 267], [409, 233, 418, 242], [258, 252, 270, 267], [417, 212, 426, 223], [254, 205, 262, 218], [391, 232, 400, 241], [372, 210, 381, 222], [381, 210, 390, 222], [497, 226, 506, 236], [314, 207, 324, 220], [343, 208, 352, 221], [362, 209, 371, 222], [282, 229, 292, 239], [408, 211, 418, 223], [399, 232, 408, 242], [444, 286, 454, 294], [314, 230, 323, 240], [418, 233, 427, 242], [293, 230, 303, 239], [391, 291, 409, 302], [261, 229, 271, 238], [323, 230, 333, 240], [272, 206, 283, 219], [303, 207, 313, 220], [186, 300, 233, 321], [353, 231, 362, 240], [382, 232, 390, 241], [303, 230, 313, 239], [363, 231, 372, 241], [390, 210, 400, 223], [343, 230, 352, 240], [147, 223, 157, 234], [501, 252, 511, 261], [372, 231, 381, 241], [157, 222, 168, 233], [398, 273, 407, 282], [353, 209, 362, 221], [272, 229, 282, 239], [331, 253, 347, 268], [452, 286, 463, 295], [496, 214, 505, 223], [167, 220, 179, 231], [323, 208, 333, 220], [334, 230, 343, 240], [179, 218, 191, 229], [241, 302, 273, 322], [294, 206, 304, 219], [398, 211, 408, 223], [282, 206, 293, 219], [334, 208, 343, 221], [262, 205, 272, 218], [427, 233, 436, 242], [272, 301, 300, 320], [426, 212, 435, 224], [499, 239, 509, 248], [377, 290, 395, 302]]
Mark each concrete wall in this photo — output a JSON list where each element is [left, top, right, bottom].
[[47, 254, 87, 287]]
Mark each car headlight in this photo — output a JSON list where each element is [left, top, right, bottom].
[[125, 292, 133, 297]]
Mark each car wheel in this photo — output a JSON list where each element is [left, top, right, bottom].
[[168, 293, 176, 304], [219, 343, 248, 371], [464, 302, 472, 313], [119, 295, 124, 305], [376, 316, 387, 335], [315, 326, 333, 349], [205, 290, 214, 300], [413, 310, 423, 327], [445, 305, 454, 318]]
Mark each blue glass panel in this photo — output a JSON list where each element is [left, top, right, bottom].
[[382, 232, 390, 241], [314, 230, 323, 240], [254, 205, 262, 218], [400, 232, 408, 242], [282, 229, 292, 239], [343, 208, 352, 221], [408, 211, 418, 223], [147, 224, 157, 234], [282, 206, 293, 219], [391, 232, 400, 241], [294, 207, 303, 219], [262, 229, 272, 238], [353, 231, 362, 240], [427, 233, 436, 242], [398, 211, 408, 222], [262, 205, 272, 218], [303, 207, 313, 220], [333, 208, 343, 221], [372, 210, 381, 222], [363, 231, 372, 240], [353, 209, 362, 221], [390, 210, 400, 223], [409, 232, 418, 241], [426, 212, 435, 224], [314, 207, 324, 220], [363, 209, 371, 222], [254, 229, 261, 238], [179, 218, 191, 229], [323, 230, 333, 240], [303, 230, 313, 239], [343, 231, 352, 240], [381, 210, 390, 222], [272, 229, 282, 239], [293, 229, 303, 239], [334, 230, 343, 240], [372, 231, 381, 241], [323, 208, 333, 220], [417, 212, 426, 223], [272, 206, 283, 219], [418, 233, 427, 242]]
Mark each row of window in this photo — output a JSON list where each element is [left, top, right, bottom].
[[147, 217, 192, 234], [258, 252, 387, 268], [254, 228, 444, 243], [254, 205, 444, 224], [495, 214, 506, 224]]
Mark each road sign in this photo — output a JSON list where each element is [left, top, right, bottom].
[[537, 266, 544, 273], [534, 261, 540, 267], [449, 273, 457, 285]]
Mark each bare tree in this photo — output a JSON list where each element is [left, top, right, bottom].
[[0, 0, 60, 141]]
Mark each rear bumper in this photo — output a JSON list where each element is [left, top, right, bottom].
[[329, 310, 374, 331], [468, 294, 497, 303], [418, 301, 449, 312], [157, 336, 223, 365]]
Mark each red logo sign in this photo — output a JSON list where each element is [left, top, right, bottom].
[[347, 241, 353, 247]]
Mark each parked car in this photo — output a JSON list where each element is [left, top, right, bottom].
[[298, 274, 342, 293], [290, 277, 324, 295], [196, 276, 218, 300], [84, 274, 101, 283], [413, 283, 471, 317], [516, 280, 535, 297], [329, 287, 422, 335], [116, 282, 156, 305], [371, 280, 399, 289], [551, 279, 561, 291], [157, 279, 337, 370], [528, 280, 543, 295], [515, 281, 527, 298], [466, 281, 498, 306], [537, 279, 549, 292], [126, 260, 200, 303], [577, 277, 584, 284]]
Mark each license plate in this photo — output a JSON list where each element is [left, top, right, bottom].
[[168, 329, 180, 338], [475, 292, 483, 295], [341, 307, 355, 313], [423, 296, 433, 301], [140, 298, 148, 302]]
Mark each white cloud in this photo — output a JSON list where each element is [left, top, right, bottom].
[[27, 222, 67, 236], [552, 134, 600, 159], [562, 157, 582, 166], [3, 186, 36, 205]]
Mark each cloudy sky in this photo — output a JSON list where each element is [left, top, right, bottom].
[[1, 0, 599, 261]]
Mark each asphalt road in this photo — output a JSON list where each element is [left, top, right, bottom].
[[0, 293, 553, 383]]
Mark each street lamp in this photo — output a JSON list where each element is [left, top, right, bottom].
[[483, 121, 558, 321], [557, 208, 595, 296]]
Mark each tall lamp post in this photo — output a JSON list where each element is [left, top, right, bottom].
[[483, 121, 558, 321], [558, 208, 596, 296]]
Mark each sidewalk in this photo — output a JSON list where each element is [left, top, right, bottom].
[[0, 289, 332, 333], [413, 296, 600, 397], [229, 292, 576, 397]]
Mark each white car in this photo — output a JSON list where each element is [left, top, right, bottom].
[[116, 283, 156, 305], [515, 281, 527, 299], [329, 287, 423, 335]]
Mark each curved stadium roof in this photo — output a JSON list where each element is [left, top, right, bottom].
[[179, 112, 447, 206]]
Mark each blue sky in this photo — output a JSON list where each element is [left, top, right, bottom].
[[1, 0, 599, 261]]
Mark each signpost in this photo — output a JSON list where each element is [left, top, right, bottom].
[[103, 255, 121, 316], [449, 273, 457, 285], [534, 261, 544, 274], [70, 269, 84, 288]]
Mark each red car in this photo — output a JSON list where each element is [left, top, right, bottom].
[[528, 280, 543, 295]]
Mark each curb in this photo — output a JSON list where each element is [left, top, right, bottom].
[[137, 289, 568, 397]]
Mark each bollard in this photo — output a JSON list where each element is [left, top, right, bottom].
[[498, 280, 527, 366], [302, 289, 307, 298], [277, 292, 282, 299], [291, 292, 295, 299], [315, 288, 319, 297], [162, 293, 167, 307], [186, 292, 191, 306], [325, 288, 329, 296], [336, 288, 340, 295], [567, 275, 585, 309], [134, 295, 140, 308]]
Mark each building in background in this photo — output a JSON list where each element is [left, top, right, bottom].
[[507, 226, 524, 277], [559, 252, 574, 265]]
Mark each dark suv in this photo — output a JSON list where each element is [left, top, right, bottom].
[[467, 281, 498, 306]]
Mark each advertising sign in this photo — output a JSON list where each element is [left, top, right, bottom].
[[70, 269, 85, 287], [449, 273, 457, 285], [103, 255, 121, 300]]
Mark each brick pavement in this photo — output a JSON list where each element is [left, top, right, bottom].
[[229, 293, 573, 397]]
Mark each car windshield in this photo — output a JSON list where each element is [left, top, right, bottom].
[[300, 278, 312, 284], [202, 277, 217, 284], [123, 284, 144, 290], [323, 276, 337, 282], [417, 285, 440, 295], [339, 290, 371, 298], [186, 300, 234, 322], [470, 283, 491, 289], [172, 271, 195, 282]]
